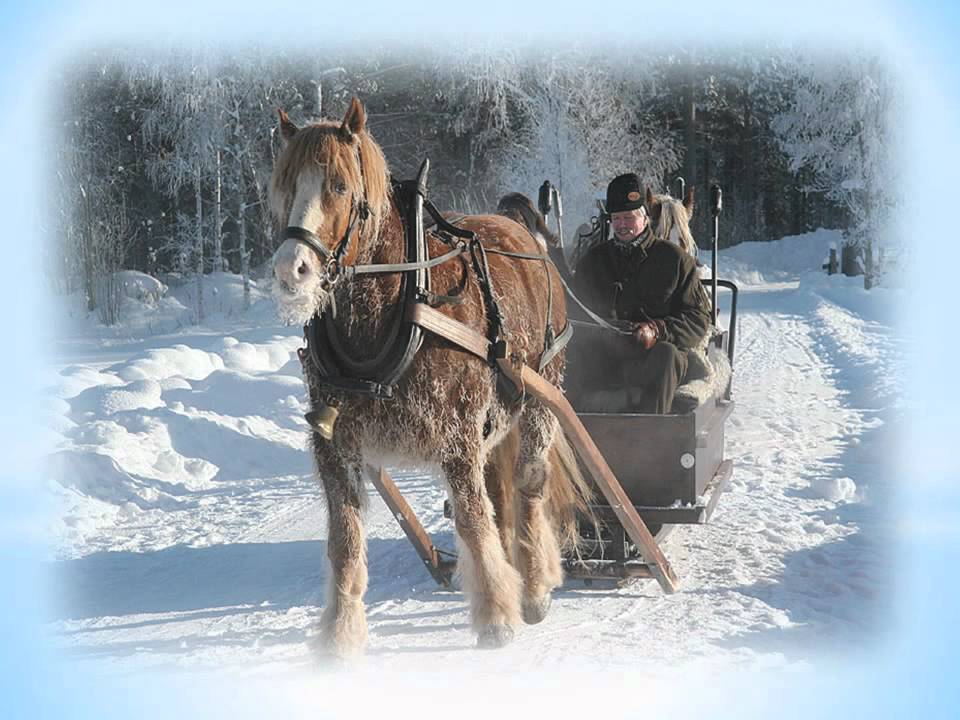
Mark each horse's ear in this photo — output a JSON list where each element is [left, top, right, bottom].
[[278, 109, 298, 142], [340, 96, 366, 140], [683, 187, 695, 217], [645, 186, 655, 207]]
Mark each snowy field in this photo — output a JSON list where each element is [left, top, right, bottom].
[[43, 229, 903, 680]]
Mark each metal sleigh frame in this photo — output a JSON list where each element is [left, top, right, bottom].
[[367, 180, 739, 593]]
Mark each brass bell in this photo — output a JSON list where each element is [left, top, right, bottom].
[[305, 403, 340, 440]]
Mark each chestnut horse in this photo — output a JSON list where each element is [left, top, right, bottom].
[[270, 98, 590, 657]]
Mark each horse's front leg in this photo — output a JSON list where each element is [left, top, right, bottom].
[[315, 447, 368, 658], [445, 453, 522, 649]]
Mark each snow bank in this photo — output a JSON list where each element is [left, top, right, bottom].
[[115, 270, 167, 303], [169, 271, 266, 322], [116, 346, 225, 382], [703, 228, 844, 285], [799, 269, 902, 325], [53, 270, 276, 339], [810, 475, 858, 503], [50, 365, 125, 399], [218, 335, 304, 374], [70, 379, 165, 416]]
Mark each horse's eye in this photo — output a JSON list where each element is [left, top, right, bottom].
[[334, 181, 347, 195]]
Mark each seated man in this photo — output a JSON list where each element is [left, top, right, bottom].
[[572, 173, 711, 414]]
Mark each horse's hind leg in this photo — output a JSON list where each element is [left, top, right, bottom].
[[445, 452, 522, 649], [515, 405, 564, 625], [314, 446, 368, 658]]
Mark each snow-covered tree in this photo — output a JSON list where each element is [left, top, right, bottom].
[[772, 51, 900, 277], [493, 52, 681, 246], [53, 60, 140, 322], [138, 51, 233, 322]]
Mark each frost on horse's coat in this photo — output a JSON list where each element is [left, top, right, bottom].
[[269, 98, 591, 657]]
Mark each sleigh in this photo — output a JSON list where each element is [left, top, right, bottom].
[[560, 301, 737, 584], [370, 181, 739, 592]]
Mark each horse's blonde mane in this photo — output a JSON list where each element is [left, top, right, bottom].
[[650, 192, 697, 258], [270, 120, 391, 242]]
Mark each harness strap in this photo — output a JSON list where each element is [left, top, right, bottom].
[[284, 226, 330, 258], [484, 247, 550, 261], [484, 246, 629, 338], [407, 304, 491, 361], [409, 302, 572, 377], [539, 320, 573, 371], [423, 199, 476, 241], [334, 198, 370, 265], [341, 244, 467, 278], [333, 143, 371, 264]]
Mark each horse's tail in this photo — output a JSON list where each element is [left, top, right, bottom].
[[485, 425, 593, 559], [496, 192, 559, 250], [484, 423, 518, 561], [544, 430, 594, 554]]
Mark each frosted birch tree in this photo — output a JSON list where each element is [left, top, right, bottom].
[[772, 51, 900, 277], [139, 52, 231, 322], [493, 52, 680, 245]]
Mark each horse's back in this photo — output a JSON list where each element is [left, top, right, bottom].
[[452, 213, 544, 254]]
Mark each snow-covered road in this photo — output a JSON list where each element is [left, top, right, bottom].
[[46, 240, 902, 675]]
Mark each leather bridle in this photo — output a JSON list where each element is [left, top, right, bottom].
[[282, 140, 371, 287]]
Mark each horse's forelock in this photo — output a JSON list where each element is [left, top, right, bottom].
[[355, 129, 391, 238]]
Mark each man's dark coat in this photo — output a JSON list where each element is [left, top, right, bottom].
[[573, 229, 711, 351]]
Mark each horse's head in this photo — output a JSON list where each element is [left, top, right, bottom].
[[270, 97, 391, 324], [496, 192, 558, 250], [645, 186, 697, 258]]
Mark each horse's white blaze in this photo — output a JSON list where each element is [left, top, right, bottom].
[[271, 165, 330, 325], [287, 165, 327, 233]]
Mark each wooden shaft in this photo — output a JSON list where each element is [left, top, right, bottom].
[[497, 358, 679, 593], [367, 465, 454, 588]]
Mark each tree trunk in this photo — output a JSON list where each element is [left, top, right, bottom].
[[195, 165, 205, 322], [841, 240, 861, 277], [81, 185, 96, 312], [213, 149, 224, 273], [742, 88, 762, 239], [682, 70, 697, 203], [702, 131, 712, 245], [238, 172, 250, 310]]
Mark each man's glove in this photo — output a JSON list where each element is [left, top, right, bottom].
[[633, 321, 660, 350]]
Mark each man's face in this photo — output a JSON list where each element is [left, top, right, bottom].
[[610, 208, 647, 243]]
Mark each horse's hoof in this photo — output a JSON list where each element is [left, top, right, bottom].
[[476, 624, 515, 649], [522, 594, 552, 625]]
